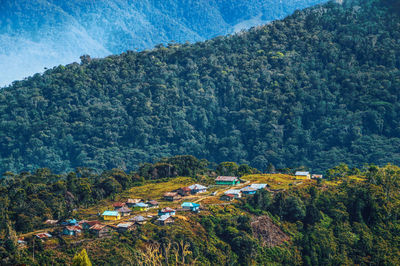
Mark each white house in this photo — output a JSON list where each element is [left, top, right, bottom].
[[224, 189, 242, 198], [295, 171, 310, 179]]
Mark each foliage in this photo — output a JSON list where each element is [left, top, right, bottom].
[[72, 249, 92, 266], [243, 163, 400, 265], [0, 0, 399, 174], [138, 155, 209, 179], [1, 157, 400, 265]]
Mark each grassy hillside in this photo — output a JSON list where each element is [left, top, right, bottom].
[[0, 0, 400, 174]]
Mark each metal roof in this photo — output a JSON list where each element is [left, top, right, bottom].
[[249, 184, 268, 189], [295, 171, 310, 175], [157, 215, 172, 221], [131, 215, 146, 222], [224, 189, 241, 195], [102, 211, 119, 216], [117, 222, 134, 228], [215, 176, 239, 181], [188, 184, 207, 190], [134, 202, 149, 207], [181, 202, 200, 208]]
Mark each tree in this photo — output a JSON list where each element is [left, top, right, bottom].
[[217, 162, 239, 176], [284, 196, 306, 222], [304, 204, 321, 225], [266, 163, 276, 173], [72, 249, 92, 266], [238, 164, 258, 176], [326, 163, 350, 180]]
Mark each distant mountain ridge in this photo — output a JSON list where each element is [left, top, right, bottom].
[[0, 0, 327, 86]]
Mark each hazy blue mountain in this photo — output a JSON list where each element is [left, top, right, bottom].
[[0, 0, 327, 86]]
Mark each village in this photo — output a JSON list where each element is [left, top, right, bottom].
[[17, 171, 322, 245]]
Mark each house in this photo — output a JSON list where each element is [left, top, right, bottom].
[[102, 210, 121, 221], [241, 186, 257, 195], [177, 187, 192, 196], [249, 184, 268, 190], [130, 215, 147, 225], [118, 206, 132, 216], [157, 215, 174, 225], [44, 219, 58, 226], [116, 222, 136, 233], [163, 192, 181, 201], [89, 224, 114, 238], [146, 200, 159, 209], [126, 198, 142, 207], [224, 189, 242, 198], [133, 202, 149, 211], [188, 184, 207, 194], [220, 194, 235, 201], [295, 171, 310, 179], [181, 202, 200, 212], [62, 218, 77, 226], [215, 176, 240, 185], [158, 207, 176, 216], [35, 232, 52, 239], [79, 220, 101, 230], [113, 202, 126, 209], [312, 174, 323, 179], [63, 225, 82, 236]]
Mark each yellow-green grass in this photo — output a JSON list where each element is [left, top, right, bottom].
[[121, 176, 193, 200], [324, 175, 366, 187], [241, 174, 314, 189]]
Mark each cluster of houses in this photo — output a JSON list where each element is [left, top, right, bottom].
[[163, 183, 208, 201], [20, 174, 327, 245], [101, 199, 159, 220], [220, 183, 268, 201], [38, 213, 157, 240], [60, 215, 153, 238]]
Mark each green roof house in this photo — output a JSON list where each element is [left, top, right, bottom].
[[215, 176, 240, 185]]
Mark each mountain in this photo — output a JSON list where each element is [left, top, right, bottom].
[[0, 0, 328, 86], [0, 0, 399, 174]]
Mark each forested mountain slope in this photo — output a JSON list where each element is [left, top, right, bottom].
[[0, 0, 399, 174], [0, 0, 327, 86]]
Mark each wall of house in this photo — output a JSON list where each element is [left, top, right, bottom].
[[103, 215, 120, 221]]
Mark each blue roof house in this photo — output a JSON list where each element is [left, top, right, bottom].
[[62, 219, 77, 226], [181, 202, 200, 212], [241, 186, 257, 195]]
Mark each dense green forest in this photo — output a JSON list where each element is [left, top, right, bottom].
[[1, 0, 400, 174], [1, 154, 400, 265]]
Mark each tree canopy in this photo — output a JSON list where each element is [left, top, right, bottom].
[[0, 0, 399, 174]]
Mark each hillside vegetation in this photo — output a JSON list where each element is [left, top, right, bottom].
[[1, 0, 400, 174], [1, 155, 400, 265]]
